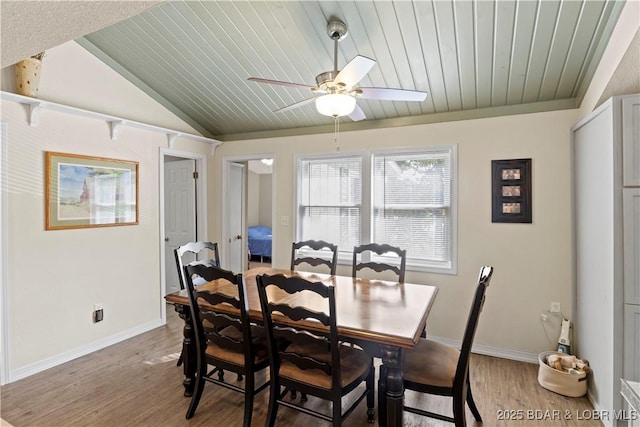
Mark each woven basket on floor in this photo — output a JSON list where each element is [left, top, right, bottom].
[[537, 351, 588, 397]]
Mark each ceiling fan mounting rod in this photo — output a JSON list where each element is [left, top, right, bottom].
[[326, 19, 347, 73], [333, 38, 338, 73]]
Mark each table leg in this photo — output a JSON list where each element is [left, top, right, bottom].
[[379, 345, 404, 427], [173, 304, 196, 397]]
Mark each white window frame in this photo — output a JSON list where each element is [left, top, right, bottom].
[[369, 145, 457, 274], [294, 151, 364, 263], [294, 145, 457, 275]]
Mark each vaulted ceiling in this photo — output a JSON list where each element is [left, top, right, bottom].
[[2, 1, 629, 141]]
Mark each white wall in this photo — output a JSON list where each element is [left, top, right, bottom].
[[247, 170, 260, 226], [212, 109, 579, 359], [246, 171, 273, 228], [259, 174, 273, 227], [1, 41, 211, 382]]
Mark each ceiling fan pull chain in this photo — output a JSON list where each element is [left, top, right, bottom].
[[334, 116, 340, 151]]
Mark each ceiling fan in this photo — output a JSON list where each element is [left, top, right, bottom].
[[248, 19, 428, 122]]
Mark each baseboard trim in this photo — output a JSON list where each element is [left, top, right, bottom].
[[9, 319, 162, 383], [430, 336, 540, 364]]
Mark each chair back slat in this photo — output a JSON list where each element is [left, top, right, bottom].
[[204, 331, 243, 354], [291, 240, 338, 275], [274, 327, 329, 348], [352, 243, 406, 282], [197, 288, 242, 311], [281, 352, 332, 376], [269, 303, 330, 325]]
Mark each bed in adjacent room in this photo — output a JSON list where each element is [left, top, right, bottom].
[[248, 225, 272, 262]]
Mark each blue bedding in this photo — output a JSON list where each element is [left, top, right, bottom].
[[248, 225, 272, 258]]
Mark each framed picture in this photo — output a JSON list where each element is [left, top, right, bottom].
[[491, 158, 532, 223], [45, 152, 138, 230]]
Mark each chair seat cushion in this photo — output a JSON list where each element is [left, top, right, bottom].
[[402, 339, 459, 388], [280, 343, 372, 390], [205, 325, 269, 366]]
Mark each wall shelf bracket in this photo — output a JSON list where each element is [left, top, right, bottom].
[[168, 132, 178, 148], [109, 120, 125, 141], [27, 101, 44, 126]]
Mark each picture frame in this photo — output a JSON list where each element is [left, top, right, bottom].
[[45, 152, 138, 230], [491, 158, 532, 223]]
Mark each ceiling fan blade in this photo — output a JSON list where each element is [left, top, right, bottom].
[[358, 87, 428, 102], [334, 55, 376, 88], [348, 104, 366, 121], [248, 77, 314, 90], [274, 97, 316, 113]]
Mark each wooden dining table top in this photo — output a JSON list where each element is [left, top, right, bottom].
[[165, 266, 439, 349]]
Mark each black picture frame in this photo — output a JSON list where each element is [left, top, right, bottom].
[[491, 158, 532, 223]]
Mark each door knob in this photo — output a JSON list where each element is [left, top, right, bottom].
[[236, 235, 242, 240]]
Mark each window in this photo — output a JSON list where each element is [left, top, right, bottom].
[[296, 146, 456, 274], [298, 156, 362, 251], [372, 150, 454, 271]]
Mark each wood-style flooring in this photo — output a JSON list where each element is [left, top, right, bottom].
[[1, 305, 602, 427]]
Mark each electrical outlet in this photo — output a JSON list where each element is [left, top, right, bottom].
[[550, 302, 561, 313], [93, 303, 104, 323]]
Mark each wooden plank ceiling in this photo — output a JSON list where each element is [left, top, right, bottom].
[[78, 0, 625, 140]]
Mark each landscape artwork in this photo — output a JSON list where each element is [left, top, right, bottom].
[[46, 152, 138, 230]]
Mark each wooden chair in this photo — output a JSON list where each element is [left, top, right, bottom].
[[352, 243, 406, 283], [395, 266, 494, 427], [174, 242, 221, 367], [183, 263, 270, 426], [290, 240, 338, 275], [174, 241, 221, 290], [256, 273, 376, 426]]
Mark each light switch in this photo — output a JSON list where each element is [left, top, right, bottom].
[[280, 216, 289, 226]]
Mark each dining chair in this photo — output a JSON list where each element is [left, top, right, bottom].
[[256, 273, 376, 426], [290, 240, 338, 275], [393, 265, 494, 427], [352, 243, 406, 283], [183, 263, 270, 427], [174, 241, 221, 367]]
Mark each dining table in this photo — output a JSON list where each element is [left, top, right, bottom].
[[165, 266, 438, 427]]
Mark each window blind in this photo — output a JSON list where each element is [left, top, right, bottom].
[[372, 150, 452, 266], [298, 157, 362, 251]]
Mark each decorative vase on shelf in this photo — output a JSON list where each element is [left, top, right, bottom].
[[15, 53, 44, 97]]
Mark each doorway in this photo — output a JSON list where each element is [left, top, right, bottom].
[[223, 155, 274, 273], [160, 148, 207, 322], [247, 159, 274, 268]]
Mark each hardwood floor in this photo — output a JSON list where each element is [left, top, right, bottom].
[[1, 306, 602, 427]]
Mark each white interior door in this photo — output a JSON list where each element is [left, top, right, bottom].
[[226, 162, 245, 273], [164, 159, 196, 293]]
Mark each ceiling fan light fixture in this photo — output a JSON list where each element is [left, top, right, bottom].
[[315, 93, 356, 118]]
